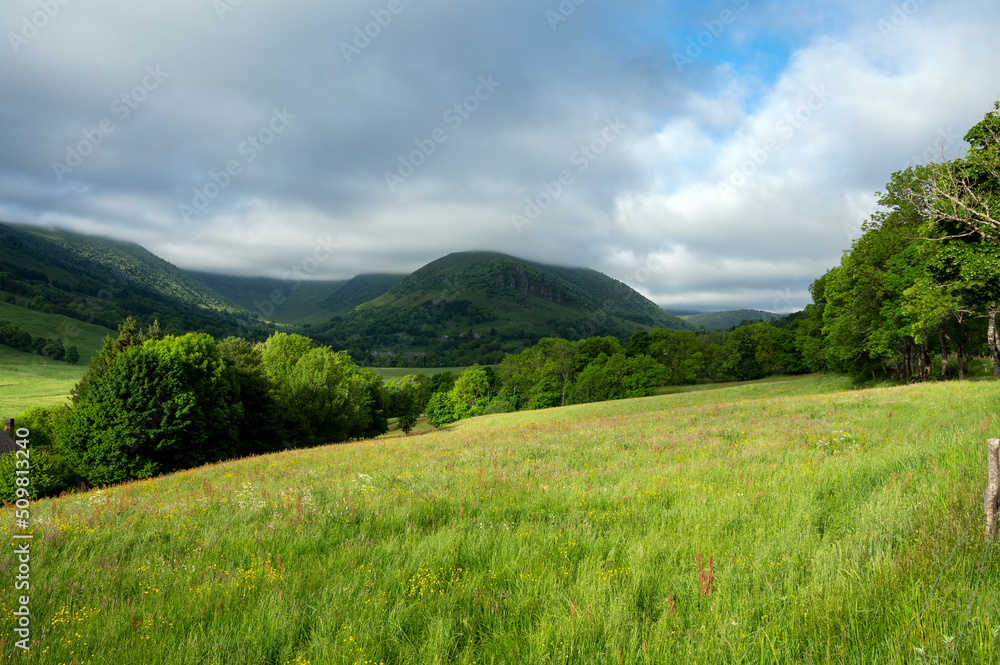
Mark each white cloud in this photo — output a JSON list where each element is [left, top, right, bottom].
[[1, 0, 998, 313]]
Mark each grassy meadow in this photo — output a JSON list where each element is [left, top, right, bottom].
[[0, 347, 85, 417], [0, 302, 113, 363], [2, 375, 999, 663], [369, 367, 473, 381]]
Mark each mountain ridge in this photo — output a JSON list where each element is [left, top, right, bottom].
[[0, 224, 717, 366]]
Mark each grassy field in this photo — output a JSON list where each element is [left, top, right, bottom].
[[370, 366, 472, 380], [2, 375, 999, 663], [0, 347, 85, 417], [0, 301, 114, 363]]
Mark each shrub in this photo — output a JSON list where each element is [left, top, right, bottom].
[[56, 334, 242, 486], [0, 448, 77, 503], [482, 398, 515, 415]]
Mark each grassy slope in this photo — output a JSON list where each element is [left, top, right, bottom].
[[2, 376, 999, 663], [0, 223, 243, 316], [0, 347, 85, 415], [369, 366, 470, 380], [0, 300, 114, 361]]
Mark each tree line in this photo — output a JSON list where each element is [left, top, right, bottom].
[[1, 319, 394, 500], [0, 319, 79, 363], [806, 102, 1000, 381]]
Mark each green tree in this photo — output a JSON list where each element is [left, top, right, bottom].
[[905, 103, 1000, 375], [57, 334, 242, 485], [447, 364, 498, 419], [392, 383, 422, 433], [427, 391, 457, 427], [218, 336, 283, 454]]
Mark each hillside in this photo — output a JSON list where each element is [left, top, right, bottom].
[[183, 271, 405, 324], [0, 299, 114, 361], [185, 271, 347, 324], [679, 308, 778, 330], [3, 376, 994, 663], [0, 224, 702, 366], [318, 273, 405, 316], [307, 251, 695, 365], [0, 222, 270, 338]]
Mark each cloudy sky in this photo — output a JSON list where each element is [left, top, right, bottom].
[[1, 0, 998, 312]]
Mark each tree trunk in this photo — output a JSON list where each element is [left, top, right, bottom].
[[923, 338, 932, 381], [989, 304, 1000, 378], [903, 338, 912, 383], [940, 328, 949, 380], [958, 337, 966, 380]]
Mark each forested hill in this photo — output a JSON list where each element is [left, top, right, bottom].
[[680, 309, 779, 331], [0, 222, 269, 338], [305, 251, 695, 366], [182, 271, 407, 325]]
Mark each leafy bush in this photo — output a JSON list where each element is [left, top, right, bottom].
[[0, 448, 77, 503], [482, 398, 515, 415], [56, 334, 242, 486], [427, 392, 457, 427]]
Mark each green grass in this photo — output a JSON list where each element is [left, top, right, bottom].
[[2, 375, 999, 664], [0, 346, 84, 417], [369, 366, 472, 380], [0, 300, 114, 362]]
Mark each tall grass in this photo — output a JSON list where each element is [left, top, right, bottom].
[[1, 375, 998, 664]]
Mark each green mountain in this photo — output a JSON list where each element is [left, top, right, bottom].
[[679, 309, 778, 331], [319, 274, 405, 316], [186, 272, 345, 324], [306, 251, 694, 365], [184, 272, 405, 324], [0, 224, 696, 367], [0, 222, 269, 338]]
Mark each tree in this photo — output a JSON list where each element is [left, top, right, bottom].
[[57, 334, 242, 485], [646, 330, 702, 384], [71, 317, 160, 403], [536, 338, 578, 406], [427, 391, 457, 427], [905, 103, 1000, 375], [65, 345, 80, 365], [447, 364, 499, 419], [279, 346, 353, 446], [218, 336, 283, 454], [393, 383, 422, 433]]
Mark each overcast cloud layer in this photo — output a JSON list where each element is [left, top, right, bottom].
[[1, 0, 998, 312]]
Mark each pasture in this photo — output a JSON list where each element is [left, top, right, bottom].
[[0, 347, 85, 417], [1, 375, 998, 663]]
